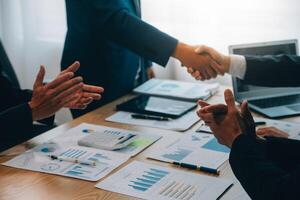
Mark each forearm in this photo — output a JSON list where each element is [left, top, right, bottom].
[[0, 103, 34, 151], [102, 9, 178, 66], [230, 134, 300, 200]]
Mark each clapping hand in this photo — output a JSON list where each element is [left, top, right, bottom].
[[197, 89, 255, 148], [29, 61, 104, 121]]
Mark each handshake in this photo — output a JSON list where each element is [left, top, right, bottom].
[[172, 42, 230, 80]]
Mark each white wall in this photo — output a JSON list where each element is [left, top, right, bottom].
[[142, 0, 300, 85]]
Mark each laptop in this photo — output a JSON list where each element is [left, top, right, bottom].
[[229, 39, 300, 118]]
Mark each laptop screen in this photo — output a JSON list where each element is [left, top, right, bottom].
[[229, 40, 299, 101]]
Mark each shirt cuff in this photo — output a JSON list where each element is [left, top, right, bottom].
[[229, 55, 247, 79]]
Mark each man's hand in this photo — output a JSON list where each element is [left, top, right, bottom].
[[28, 61, 104, 121], [65, 84, 104, 110], [187, 45, 231, 80], [197, 89, 255, 148], [257, 127, 289, 138], [172, 42, 223, 81], [147, 67, 155, 79]]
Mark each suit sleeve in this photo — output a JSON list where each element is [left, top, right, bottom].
[[229, 134, 300, 200], [243, 55, 300, 87], [90, 0, 178, 66], [0, 103, 34, 151]]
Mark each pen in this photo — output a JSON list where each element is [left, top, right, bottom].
[[131, 114, 172, 121], [255, 121, 266, 126], [48, 155, 97, 166], [172, 161, 220, 176]]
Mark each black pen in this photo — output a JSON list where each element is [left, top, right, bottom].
[[131, 114, 172, 121], [255, 121, 266, 126], [172, 161, 220, 176]]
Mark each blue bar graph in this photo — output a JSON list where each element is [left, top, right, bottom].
[[60, 149, 87, 158], [202, 138, 230, 153], [65, 165, 91, 179], [162, 148, 192, 161], [88, 153, 111, 162], [128, 168, 169, 192]]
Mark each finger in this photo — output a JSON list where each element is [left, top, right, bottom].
[[61, 61, 80, 74], [45, 72, 74, 89], [83, 85, 104, 93], [195, 45, 209, 54], [33, 65, 46, 89], [198, 112, 215, 123], [198, 100, 210, 108], [204, 65, 217, 79], [82, 92, 101, 100], [80, 97, 93, 105], [210, 59, 224, 75], [224, 89, 236, 112], [61, 93, 81, 107], [187, 67, 194, 74], [50, 76, 83, 97], [205, 104, 228, 114], [192, 70, 201, 78], [54, 83, 84, 103]]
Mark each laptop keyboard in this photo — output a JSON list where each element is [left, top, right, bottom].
[[248, 94, 300, 108]]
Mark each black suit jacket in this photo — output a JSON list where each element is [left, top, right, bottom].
[[244, 55, 300, 87], [229, 55, 300, 199], [0, 66, 54, 152], [61, 0, 178, 117]]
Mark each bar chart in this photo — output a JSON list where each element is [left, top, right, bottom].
[[128, 168, 169, 192], [96, 161, 233, 200], [162, 148, 192, 161]]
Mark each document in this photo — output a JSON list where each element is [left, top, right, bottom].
[[3, 145, 129, 181], [96, 161, 233, 200], [50, 123, 162, 157], [147, 132, 230, 169], [134, 78, 219, 101], [106, 110, 200, 132]]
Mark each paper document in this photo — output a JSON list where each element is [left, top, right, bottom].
[[3, 145, 129, 181], [147, 132, 230, 169], [106, 110, 200, 132], [50, 123, 162, 157], [254, 117, 300, 140], [134, 78, 219, 101], [96, 161, 233, 200]]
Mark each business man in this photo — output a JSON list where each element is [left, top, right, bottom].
[[61, 0, 221, 118], [0, 61, 103, 152], [196, 47, 300, 199]]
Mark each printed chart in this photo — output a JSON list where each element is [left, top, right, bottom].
[[3, 144, 129, 181], [148, 132, 230, 169], [96, 161, 233, 200]]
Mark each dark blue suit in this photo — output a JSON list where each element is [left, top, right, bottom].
[[61, 0, 178, 117]]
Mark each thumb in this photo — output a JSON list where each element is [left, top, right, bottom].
[[33, 65, 45, 89], [224, 89, 236, 112], [195, 45, 209, 54]]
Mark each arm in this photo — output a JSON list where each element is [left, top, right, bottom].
[[230, 134, 300, 200], [91, 0, 178, 66], [244, 55, 300, 87], [0, 103, 35, 152]]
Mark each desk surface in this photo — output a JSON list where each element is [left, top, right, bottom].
[[1, 86, 299, 200]]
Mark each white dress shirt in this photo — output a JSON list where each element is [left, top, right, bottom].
[[228, 55, 247, 79]]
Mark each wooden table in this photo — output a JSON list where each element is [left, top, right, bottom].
[[1, 87, 299, 200]]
